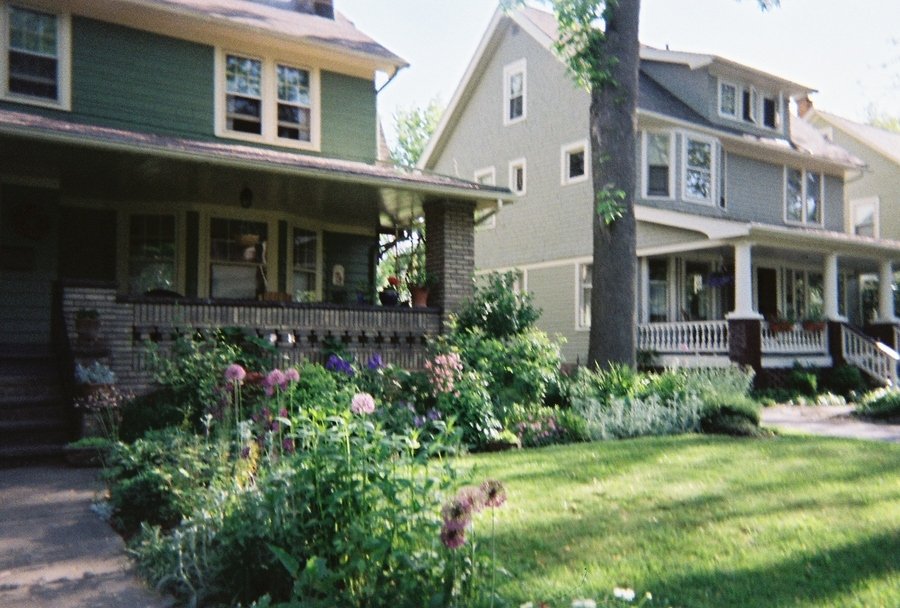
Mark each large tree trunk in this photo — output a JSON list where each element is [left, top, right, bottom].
[[587, 0, 641, 370]]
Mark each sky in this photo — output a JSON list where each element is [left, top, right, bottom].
[[338, 0, 900, 146]]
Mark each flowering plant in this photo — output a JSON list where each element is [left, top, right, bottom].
[[386, 275, 400, 288], [75, 361, 116, 384]]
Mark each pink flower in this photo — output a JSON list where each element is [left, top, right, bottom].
[[224, 363, 246, 383], [480, 479, 506, 508], [351, 392, 376, 415], [284, 367, 300, 383], [440, 524, 466, 549], [456, 486, 486, 514], [264, 369, 287, 395]]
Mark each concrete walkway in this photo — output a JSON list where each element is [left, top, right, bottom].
[[761, 404, 900, 443], [0, 466, 173, 608]]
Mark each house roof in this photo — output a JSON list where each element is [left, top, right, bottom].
[[76, 0, 407, 71], [808, 109, 900, 167], [0, 108, 512, 219], [421, 6, 842, 171]]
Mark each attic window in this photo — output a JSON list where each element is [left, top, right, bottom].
[[225, 54, 263, 134], [2, 4, 70, 109], [503, 59, 526, 125], [762, 96, 778, 129], [742, 87, 759, 123]]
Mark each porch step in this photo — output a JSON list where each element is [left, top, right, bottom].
[[0, 443, 64, 467]]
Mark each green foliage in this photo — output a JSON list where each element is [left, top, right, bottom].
[[699, 394, 764, 437], [856, 388, 900, 419], [117, 388, 187, 443], [390, 98, 443, 168], [455, 272, 540, 339], [505, 403, 588, 447], [566, 363, 644, 405], [822, 364, 867, 398], [787, 363, 818, 397], [596, 184, 626, 225]]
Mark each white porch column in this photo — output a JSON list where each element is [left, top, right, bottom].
[[878, 260, 897, 322], [639, 257, 650, 324], [823, 253, 844, 321], [727, 241, 762, 319]]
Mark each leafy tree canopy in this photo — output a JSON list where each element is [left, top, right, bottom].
[[390, 98, 443, 168]]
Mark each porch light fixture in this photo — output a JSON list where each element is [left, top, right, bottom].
[[240, 186, 253, 209]]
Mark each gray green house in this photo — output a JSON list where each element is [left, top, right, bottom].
[[0, 0, 510, 459], [420, 6, 900, 383]]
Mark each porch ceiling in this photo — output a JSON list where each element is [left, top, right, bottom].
[[0, 109, 513, 230]]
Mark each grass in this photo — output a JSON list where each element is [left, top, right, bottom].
[[461, 435, 900, 608]]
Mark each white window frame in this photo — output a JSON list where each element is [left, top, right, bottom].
[[561, 139, 589, 186], [783, 166, 825, 226], [0, 2, 71, 110], [576, 262, 592, 330], [508, 157, 526, 195], [474, 166, 497, 230], [502, 58, 526, 126], [641, 130, 674, 199], [215, 48, 321, 151], [717, 79, 738, 119], [681, 133, 717, 205], [290, 224, 322, 302], [849, 196, 879, 238]]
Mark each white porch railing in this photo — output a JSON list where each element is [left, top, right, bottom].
[[842, 325, 899, 387], [638, 321, 729, 354], [761, 323, 827, 354]]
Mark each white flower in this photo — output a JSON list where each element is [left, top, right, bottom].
[[613, 587, 636, 602], [572, 600, 597, 608], [644, 591, 653, 600], [519, 603, 534, 608]]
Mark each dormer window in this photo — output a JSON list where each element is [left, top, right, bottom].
[[503, 59, 526, 125], [718, 78, 779, 130], [217, 49, 319, 150], [2, 3, 71, 109]]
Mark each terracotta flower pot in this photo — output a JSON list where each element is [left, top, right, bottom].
[[802, 321, 826, 332], [409, 285, 430, 308]]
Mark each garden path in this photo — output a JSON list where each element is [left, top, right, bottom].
[[761, 405, 900, 443], [0, 466, 174, 608]]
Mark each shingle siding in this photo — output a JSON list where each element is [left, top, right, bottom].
[[526, 264, 587, 363], [320, 71, 377, 162]]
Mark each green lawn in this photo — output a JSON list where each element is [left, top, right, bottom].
[[461, 435, 900, 608]]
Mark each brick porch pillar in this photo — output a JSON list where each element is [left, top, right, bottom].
[[726, 241, 762, 370], [424, 199, 476, 321], [728, 318, 762, 371]]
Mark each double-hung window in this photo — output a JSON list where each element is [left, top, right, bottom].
[[561, 140, 588, 185], [292, 227, 318, 302], [850, 197, 878, 237], [218, 50, 319, 149], [784, 167, 823, 225], [128, 214, 176, 295], [578, 263, 592, 329], [503, 59, 526, 125], [509, 158, 526, 195], [642, 131, 673, 198], [2, 3, 70, 108], [682, 135, 715, 204]]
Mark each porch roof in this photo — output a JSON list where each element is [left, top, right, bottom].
[[636, 205, 900, 261], [0, 109, 513, 225]]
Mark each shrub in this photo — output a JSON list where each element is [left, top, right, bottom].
[[575, 393, 704, 440], [117, 388, 186, 443], [505, 403, 588, 447], [699, 394, 763, 437], [822, 364, 867, 398], [566, 363, 644, 406], [455, 271, 539, 338], [856, 388, 900, 419], [788, 363, 818, 397]]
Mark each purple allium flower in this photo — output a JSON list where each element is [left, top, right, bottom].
[[480, 479, 507, 508], [240, 446, 251, 459], [367, 353, 384, 370], [224, 363, 247, 383], [265, 368, 286, 388], [440, 524, 466, 550], [279, 408, 288, 418], [441, 497, 472, 530], [282, 438, 295, 454], [456, 486, 486, 514], [413, 415, 426, 428], [427, 408, 442, 421], [284, 367, 300, 383], [350, 392, 376, 415]]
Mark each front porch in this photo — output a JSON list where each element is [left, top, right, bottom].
[[635, 216, 900, 384]]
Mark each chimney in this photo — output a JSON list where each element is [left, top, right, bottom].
[[797, 95, 813, 118], [313, 1, 334, 19]]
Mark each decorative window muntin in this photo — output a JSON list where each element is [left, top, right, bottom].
[[277, 64, 311, 142], [683, 136, 715, 204], [128, 214, 176, 295], [225, 54, 263, 134]]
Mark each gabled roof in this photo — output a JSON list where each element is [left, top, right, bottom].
[[808, 109, 900, 167], [73, 0, 407, 71], [420, 6, 836, 170]]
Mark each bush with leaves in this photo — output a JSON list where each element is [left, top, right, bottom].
[[856, 388, 900, 420], [455, 271, 540, 339]]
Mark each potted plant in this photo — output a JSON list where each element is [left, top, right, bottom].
[[406, 268, 436, 308], [71, 380, 130, 440], [74, 308, 100, 344], [75, 361, 117, 397], [379, 276, 400, 306], [801, 314, 826, 332], [767, 313, 795, 334]]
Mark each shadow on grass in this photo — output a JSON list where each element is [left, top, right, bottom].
[[644, 530, 900, 607]]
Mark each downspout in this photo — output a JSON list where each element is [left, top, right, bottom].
[[376, 64, 407, 95]]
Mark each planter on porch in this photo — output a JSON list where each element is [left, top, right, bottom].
[[409, 285, 430, 308], [768, 320, 795, 334], [802, 320, 826, 332]]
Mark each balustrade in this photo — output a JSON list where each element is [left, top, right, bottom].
[[638, 321, 729, 354], [760, 323, 827, 354]]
